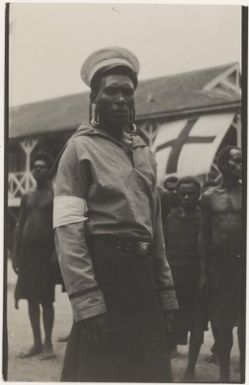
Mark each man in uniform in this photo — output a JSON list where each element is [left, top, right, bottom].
[[164, 176, 207, 381], [12, 151, 56, 360], [199, 146, 243, 382], [53, 47, 178, 382]]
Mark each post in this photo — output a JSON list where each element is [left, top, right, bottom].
[[20, 139, 38, 190], [232, 114, 241, 148]]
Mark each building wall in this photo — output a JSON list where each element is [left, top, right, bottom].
[[8, 111, 241, 206]]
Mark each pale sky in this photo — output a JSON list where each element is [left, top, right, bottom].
[[9, 3, 242, 106]]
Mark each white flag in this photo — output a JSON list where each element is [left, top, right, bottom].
[[151, 113, 235, 182]]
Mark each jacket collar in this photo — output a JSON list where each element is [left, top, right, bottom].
[[51, 122, 147, 177], [73, 122, 147, 149]]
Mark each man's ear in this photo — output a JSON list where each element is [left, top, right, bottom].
[[89, 92, 100, 127], [90, 91, 96, 103]]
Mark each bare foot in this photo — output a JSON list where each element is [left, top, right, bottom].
[[170, 347, 179, 359], [206, 353, 219, 365], [57, 335, 69, 343], [39, 346, 56, 361], [19, 345, 43, 359]]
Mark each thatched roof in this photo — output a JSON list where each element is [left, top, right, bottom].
[[9, 63, 241, 139]]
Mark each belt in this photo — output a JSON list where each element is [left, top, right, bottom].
[[89, 236, 152, 257]]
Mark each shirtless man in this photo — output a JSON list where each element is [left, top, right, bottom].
[[199, 146, 243, 382], [164, 176, 207, 381], [12, 151, 56, 360]]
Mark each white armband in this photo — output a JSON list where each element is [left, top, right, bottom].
[[53, 196, 88, 228]]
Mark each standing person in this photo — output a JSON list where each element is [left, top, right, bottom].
[[164, 176, 179, 208], [53, 47, 178, 382], [202, 177, 221, 366], [164, 176, 207, 381], [161, 176, 179, 225], [12, 152, 56, 360], [199, 146, 243, 382]]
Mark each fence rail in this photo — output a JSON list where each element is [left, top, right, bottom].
[[8, 172, 36, 207]]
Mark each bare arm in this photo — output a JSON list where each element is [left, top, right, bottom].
[[198, 193, 212, 292], [12, 194, 27, 274]]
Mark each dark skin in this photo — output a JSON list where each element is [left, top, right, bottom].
[[178, 182, 199, 213], [12, 159, 55, 360], [161, 179, 179, 226], [93, 74, 135, 140], [164, 180, 179, 209], [176, 182, 204, 381], [13, 160, 53, 274], [81, 73, 174, 342], [199, 148, 242, 382]]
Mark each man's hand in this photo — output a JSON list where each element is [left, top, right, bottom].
[[80, 313, 110, 343], [163, 310, 175, 334]]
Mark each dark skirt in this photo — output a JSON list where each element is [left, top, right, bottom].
[[208, 256, 242, 328], [14, 242, 55, 305], [61, 240, 172, 382]]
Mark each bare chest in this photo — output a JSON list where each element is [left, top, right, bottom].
[[26, 189, 53, 211], [209, 189, 241, 214]]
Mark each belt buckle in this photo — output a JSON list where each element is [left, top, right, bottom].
[[137, 241, 150, 257]]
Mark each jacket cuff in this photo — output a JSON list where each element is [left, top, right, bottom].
[[70, 288, 107, 322]]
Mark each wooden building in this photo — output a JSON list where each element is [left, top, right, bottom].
[[9, 62, 241, 214]]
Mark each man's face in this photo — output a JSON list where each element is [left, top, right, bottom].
[[32, 160, 49, 182], [165, 181, 178, 205], [94, 74, 135, 128], [225, 148, 242, 179], [165, 181, 177, 195], [178, 182, 199, 211]]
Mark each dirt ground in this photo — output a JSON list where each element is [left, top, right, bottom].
[[6, 260, 241, 383]]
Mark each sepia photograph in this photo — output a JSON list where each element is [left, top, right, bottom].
[[5, 2, 246, 382]]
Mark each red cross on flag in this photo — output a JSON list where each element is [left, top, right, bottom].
[[151, 113, 235, 182]]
